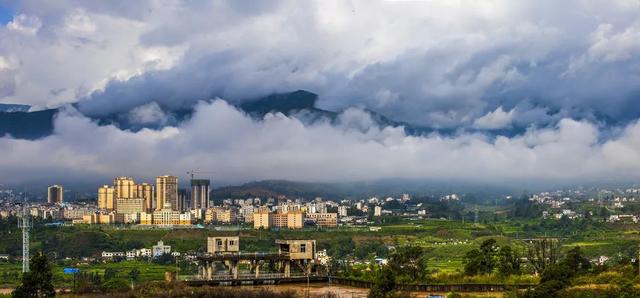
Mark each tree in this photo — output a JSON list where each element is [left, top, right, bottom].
[[388, 245, 429, 282], [511, 193, 541, 219], [128, 268, 140, 282], [526, 245, 593, 298], [527, 238, 561, 274], [328, 236, 355, 258], [497, 245, 521, 276], [464, 238, 497, 275], [559, 246, 590, 275], [368, 266, 396, 298], [12, 252, 55, 298], [103, 268, 119, 280], [598, 207, 610, 220], [153, 253, 174, 265]]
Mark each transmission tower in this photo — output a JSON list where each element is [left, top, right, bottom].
[[474, 207, 479, 226], [17, 199, 31, 273]]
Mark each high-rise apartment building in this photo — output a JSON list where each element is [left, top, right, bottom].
[[338, 206, 348, 217], [47, 185, 64, 204], [135, 183, 154, 211], [191, 179, 211, 209], [253, 211, 271, 229], [98, 185, 116, 210], [156, 175, 178, 211], [177, 189, 189, 212], [374, 205, 382, 217], [113, 177, 136, 199]]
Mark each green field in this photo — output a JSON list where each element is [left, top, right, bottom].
[[0, 261, 175, 288], [1, 216, 640, 288]]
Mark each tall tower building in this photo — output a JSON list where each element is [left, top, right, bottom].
[[47, 185, 64, 204], [113, 177, 136, 199], [178, 188, 188, 212], [136, 183, 155, 212], [191, 179, 211, 210], [98, 185, 116, 210], [156, 175, 178, 211]]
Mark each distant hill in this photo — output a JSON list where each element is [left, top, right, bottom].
[[0, 103, 30, 112], [212, 179, 519, 203], [0, 109, 57, 139], [239, 90, 330, 118], [0, 90, 539, 140]]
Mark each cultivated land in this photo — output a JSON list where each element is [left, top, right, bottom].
[[1, 214, 637, 288]]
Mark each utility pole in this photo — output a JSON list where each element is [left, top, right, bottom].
[[18, 198, 31, 273]]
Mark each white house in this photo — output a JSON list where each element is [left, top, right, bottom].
[[152, 240, 171, 257]]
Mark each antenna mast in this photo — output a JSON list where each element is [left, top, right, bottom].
[[18, 198, 31, 273]]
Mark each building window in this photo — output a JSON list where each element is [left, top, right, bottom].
[[229, 240, 235, 246], [300, 244, 306, 253], [217, 240, 222, 246]]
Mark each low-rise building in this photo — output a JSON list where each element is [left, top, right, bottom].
[[207, 236, 240, 253], [276, 239, 316, 260], [205, 207, 237, 224], [307, 213, 337, 227], [272, 211, 303, 229], [102, 251, 125, 259], [152, 240, 171, 257]]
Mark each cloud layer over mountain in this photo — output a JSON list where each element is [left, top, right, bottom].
[[1, 1, 640, 186], [1, 101, 640, 187]]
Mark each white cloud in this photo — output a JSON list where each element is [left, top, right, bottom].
[[473, 106, 516, 130], [128, 102, 167, 126], [0, 100, 639, 186], [6, 14, 41, 35]]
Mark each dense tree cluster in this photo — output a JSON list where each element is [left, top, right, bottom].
[[12, 253, 55, 298], [464, 238, 521, 276], [368, 244, 430, 298]]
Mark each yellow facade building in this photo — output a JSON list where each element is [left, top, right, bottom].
[[205, 207, 237, 223], [113, 176, 136, 199], [307, 213, 338, 227], [253, 211, 271, 229], [135, 183, 154, 211], [82, 212, 116, 224], [253, 211, 303, 229], [151, 203, 192, 225], [115, 198, 145, 215], [98, 185, 116, 210], [156, 175, 178, 211], [99, 177, 156, 212]]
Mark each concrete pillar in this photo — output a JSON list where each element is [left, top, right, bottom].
[[255, 264, 260, 279], [232, 261, 239, 279], [284, 260, 291, 278], [207, 261, 213, 280]]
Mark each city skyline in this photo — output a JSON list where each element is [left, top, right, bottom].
[[2, 2, 640, 296]]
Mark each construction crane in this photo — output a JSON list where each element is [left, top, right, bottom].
[[186, 170, 214, 180]]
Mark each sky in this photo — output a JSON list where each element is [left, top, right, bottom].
[[1, 0, 640, 188]]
